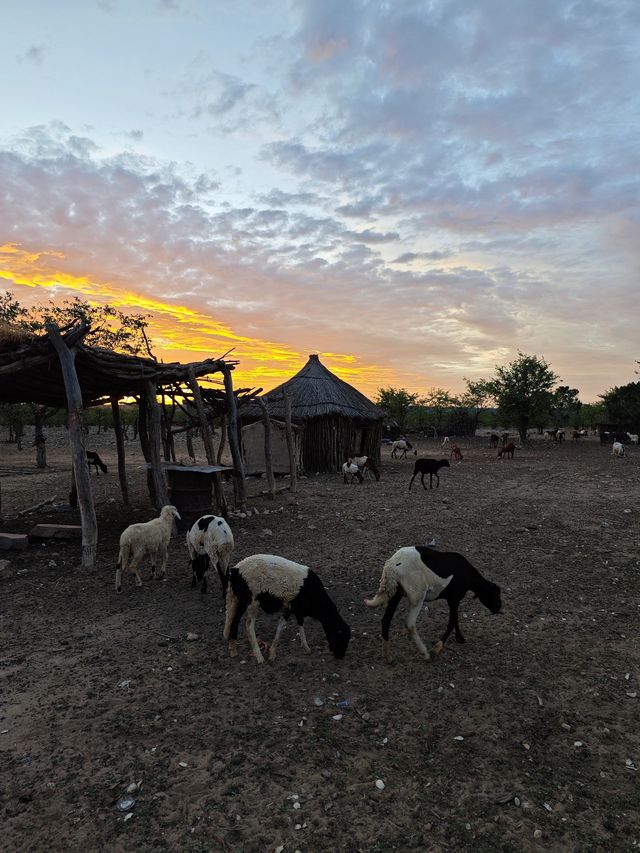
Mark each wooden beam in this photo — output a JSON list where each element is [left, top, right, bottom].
[[45, 322, 98, 569], [283, 391, 297, 494], [222, 365, 247, 510], [188, 368, 227, 518], [257, 398, 276, 500], [110, 396, 129, 506], [143, 381, 170, 509]]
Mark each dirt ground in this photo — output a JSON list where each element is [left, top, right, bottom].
[[1, 428, 639, 852]]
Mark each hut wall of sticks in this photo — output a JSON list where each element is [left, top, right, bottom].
[[241, 354, 384, 473], [0, 321, 254, 567]]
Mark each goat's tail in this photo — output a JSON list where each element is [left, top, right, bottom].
[[364, 569, 398, 608]]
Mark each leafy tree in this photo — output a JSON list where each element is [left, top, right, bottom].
[[601, 381, 640, 427], [460, 378, 494, 434], [487, 353, 559, 445], [550, 385, 582, 428], [1, 290, 154, 357], [580, 402, 606, 429], [422, 387, 458, 432], [375, 387, 420, 431]]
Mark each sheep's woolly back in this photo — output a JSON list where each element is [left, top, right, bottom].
[[186, 515, 234, 562], [365, 546, 452, 607], [119, 505, 178, 561], [234, 554, 309, 602]]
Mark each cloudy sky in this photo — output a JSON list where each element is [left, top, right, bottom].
[[1, 0, 639, 401]]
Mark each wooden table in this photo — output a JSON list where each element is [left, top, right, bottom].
[[147, 463, 236, 527]]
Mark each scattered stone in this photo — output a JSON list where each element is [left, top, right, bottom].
[[375, 779, 385, 790], [260, 528, 273, 538], [0, 533, 28, 551], [0, 559, 13, 579], [533, 829, 542, 839], [185, 633, 199, 642]]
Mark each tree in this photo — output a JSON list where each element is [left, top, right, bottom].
[[487, 353, 559, 445], [550, 386, 582, 428], [422, 387, 457, 432], [1, 291, 154, 357], [460, 378, 494, 435], [601, 381, 640, 427], [375, 387, 420, 431]]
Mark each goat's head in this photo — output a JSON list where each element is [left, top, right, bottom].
[[476, 581, 502, 614]]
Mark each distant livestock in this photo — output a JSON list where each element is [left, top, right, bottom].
[[391, 440, 416, 459], [449, 444, 463, 461], [342, 461, 363, 484], [86, 450, 108, 474], [349, 455, 381, 480], [498, 442, 516, 459], [612, 441, 625, 457]]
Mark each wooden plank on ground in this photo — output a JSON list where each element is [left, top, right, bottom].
[[29, 524, 82, 540], [0, 533, 29, 551]]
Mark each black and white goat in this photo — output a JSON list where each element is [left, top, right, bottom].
[[365, 545, 501, 662], [408, 458, 450, 490], [223, 554, 351, 663], [186, 514, 234, 595]]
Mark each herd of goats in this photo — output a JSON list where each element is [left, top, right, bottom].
[[109, 425, 637, 665]]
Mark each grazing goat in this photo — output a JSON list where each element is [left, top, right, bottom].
[[115, 505, 180, 593], [349, 455, 381, 481], [86, 450, 108, 474], [449, 444, 463, 461], [408, 458, 450, 490], [391, 439, 415, 459], [342, 461, 363, 484], [612, 441, 625, 457], [501, 433, 510, 446], [186, 514, 234, 595], [223, 554, 351, 663], [364, 546, 453, 662], [441, 436, 450, 446], [488, 433, 499, 448], [498, 442, 516, 459]]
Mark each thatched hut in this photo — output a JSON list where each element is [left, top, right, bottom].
[[246, 354, 384, 473]]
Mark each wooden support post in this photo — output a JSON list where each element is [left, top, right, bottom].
[[222, 365, 247, 510], [257, 398, 276, 500], [110, 396, 129, 506], [45, 323, 97, 568], [283, 391, 297, 494], [143, 381, 170, 510], [188, 369, 227, 518], [216, 414, 227, 464]]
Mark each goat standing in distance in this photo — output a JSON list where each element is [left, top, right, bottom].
[[488, 433, 500, 448], [86, 450, 108, 475], [497, 442, 516, 459], [391, 439, 416, 459], [449, 444, 463, 461], [408, 458, 450, 490], [349, 455, 381, 480], [342, 461, 363, 483], [612, 441, 625, 457]]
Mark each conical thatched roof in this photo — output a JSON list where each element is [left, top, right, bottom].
[[256, 354, 383, 422]]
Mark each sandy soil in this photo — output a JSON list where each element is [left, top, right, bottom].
[[1, 429, 639, 852]]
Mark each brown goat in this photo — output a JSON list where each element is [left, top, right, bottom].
[[497, 442, 516, 459], [450, 444, 463, 461]]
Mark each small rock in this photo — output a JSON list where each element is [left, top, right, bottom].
[[293, 801, 301, 810], [332, 714, 343, 721], [123, 812, 133, 822], [125, 782, 139, 794], [185, 633, 199, 642], [574, 741, 583, 747], [453, 736, 464, 741], [533, 829, 542, 839], [118, 680, 131, 689], [178, 761, 188, 768], [313, 697, 325, 707], [260, 528, 273, 538], [375, 779, 385, 790]]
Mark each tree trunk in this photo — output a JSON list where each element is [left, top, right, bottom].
[[186, 428, 195, 461], [257, 398, 275, 499], [110, 396, 129, 506], [34, 407, 47, 469], [216, 414, 227, 464], [143, 381, 170, 510], [45, 323, 97, 569], [222, 366, 247, 510], [283, 391, 297, 493]]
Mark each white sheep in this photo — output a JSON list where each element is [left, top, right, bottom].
[[223, 554, 351, 663], [627, 433, 638, 444], [342, 461, 363, 483], [391, 439, 415, 458], [612, 441, 625, 457], [364, 546, 453, 663], [115, 505, 180, 593], [349, 455, 381, 480], [186, 514, 234, 595]]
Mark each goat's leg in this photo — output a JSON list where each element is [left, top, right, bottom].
[[245, 602, 264, 663], [268, 615, 289, 661], [408, 472, 418, 491], [295, 613, 311, 654], [435, 472, 440, 488], [405, 593, 432, 661], [453, 609, 465, 643], [126, 553, 144, 587], [440, 602, 457, 644], [115, 563, 123, 594], [381, 587, 403, 663], [226, 598, 248, 658], [421, 472, 428, 490], [157, 549, 169, 580]]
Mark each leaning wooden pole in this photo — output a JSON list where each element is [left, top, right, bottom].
[[45, 323, 98, 568], [143, 381, 170, 510], [110, 396, 129, 506], [257, 398, 276, 500], [187, 369, 227, 517], [222, 365, 247, 510], [283, 391, 297, 493]]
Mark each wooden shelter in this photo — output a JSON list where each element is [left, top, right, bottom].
[[241, 419, 303, 476], [0, 322, 247, 567], [242, 354, 384, 473]]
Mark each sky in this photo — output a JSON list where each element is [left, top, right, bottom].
[[1, 0, 639, 402]]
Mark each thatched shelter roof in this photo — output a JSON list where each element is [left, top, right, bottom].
[[0, 322, 234, 407], [246, 354, 383, 422]]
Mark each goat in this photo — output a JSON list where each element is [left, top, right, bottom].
[[223, 554, 351, 663], [488, 433, 499, 448], [612, 441, 625, 457], [391, 439, 416, 459], [626, 433, 638, 444], [498, 442, 516, 459], [115, 505, 180, 593], [364, 546, 453, 662], [86, 450, 108, 474], [449, 444, 463, 461], [441, 436, 450, 446], [408, 458, 450, 490], [349, 455, 381, 481], [342, 461, 363, 484], [186, 514, 234, 595]]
